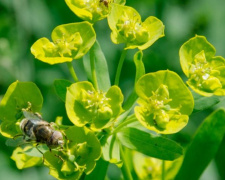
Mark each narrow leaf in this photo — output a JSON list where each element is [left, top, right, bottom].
[[83, 52, 92, 82], [92, 41, 111, 92], [54, 79, 72, 102], [192, 91, 223, 113], [83, 41, 111, 92], [117, 127, 183, 160], [175, 108, 225, 180]]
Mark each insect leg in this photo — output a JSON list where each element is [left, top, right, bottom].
[[36, 143, 44, 155], [36, 144, 45, 163], [54, 154, 64, 162]]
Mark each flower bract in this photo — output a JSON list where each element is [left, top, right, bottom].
[[108, 4, 164, 50], [135, 70, 194, 134], [31, 22, 96, 65], [66, 81, 123, 130], [180, 35, 225, 96], [65, 0, 126, 23]]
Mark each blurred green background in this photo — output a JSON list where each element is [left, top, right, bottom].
[[0, 0, 225, 179]]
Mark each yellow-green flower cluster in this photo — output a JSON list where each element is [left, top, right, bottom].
[[66, 81, 123, 130], [135, 70, 194, 134], [31, 22, 96, 65], [108, 4, 164, 50], [180, 35, 225, 96], [65, 0, 125, 23]]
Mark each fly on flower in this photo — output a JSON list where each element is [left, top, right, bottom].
[[6, 104, 65, 155]]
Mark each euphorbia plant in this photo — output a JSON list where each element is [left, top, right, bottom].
[[1, 1, 225, 180]]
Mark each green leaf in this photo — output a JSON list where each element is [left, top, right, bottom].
[[192, 90, 223, 113], [54, 79, 72, 102], [11, 146, 42, 169], [83, 52, 92, 82], [84, 158, 109, 180], [215, 137, 225, 180], [31, 22, 96, 65], [135, 70, 194, 134], [175, 108, 225, 180], [108, 4, 164, 50], [92, 41, 111, 92], [83, 41, 111, 92], [0, 81, 43, 138], [117, 127, 183, 160]]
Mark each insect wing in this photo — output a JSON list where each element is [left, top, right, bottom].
[[6, 136, 27, 147]]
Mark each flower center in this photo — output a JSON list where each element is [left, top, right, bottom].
[[43, 33, 83, 57], [188, 50, 222, 92], [80, 90, 113, 120], [141, 84, 180, 129], [116, 12, 149, 44]]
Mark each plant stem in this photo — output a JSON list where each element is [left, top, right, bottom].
[[113, 114, 136, 134], [162, 160, 165, 180], [67, 62, 79, 82], [114, 48, 127, 86], [120, 145, 133, 180], [90, 46, 99, 91]]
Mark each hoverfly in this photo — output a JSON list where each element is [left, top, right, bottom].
[[7, 104, 65, 156]]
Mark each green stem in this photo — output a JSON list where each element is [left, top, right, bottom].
[[67, 62, 79, 82], [90, 46, 99, 91], [113, 114, 136, 134], [162, 159, 165, 180], [114, 48, 127, 86], [120, 145, 133, 180]]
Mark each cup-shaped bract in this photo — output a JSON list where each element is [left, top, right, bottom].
[[43, 126, 101, 179], [65, 0, 126, 23], [0, 81, 43, 138], [180, 35, 225, 96], [66, 81, 123, 130], [11, 146, 42, 169], [135, 70, 194, 134], [31, 22, 96, 65], [108, 4, 164, 50]]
